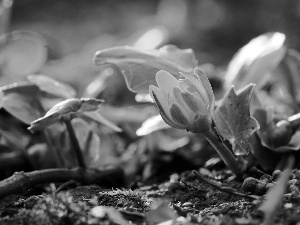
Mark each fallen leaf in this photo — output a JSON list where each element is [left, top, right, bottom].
[[94, 45, 197, 93], [214, 84, 260, 155]]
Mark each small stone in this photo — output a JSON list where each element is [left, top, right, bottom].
[[260, 174, 272, 183], [266, 183, 275, 191], [254, 181, 267, 195], [182, 202, 193, 207], [284, 203, 293, 209], [242, 177, 257, 193], [272, 170, 283, 181], [199, 168, 214, 178]]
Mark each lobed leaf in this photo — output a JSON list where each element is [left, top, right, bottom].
[[214, 84, 260, 155], [94, 45, 197, 93]]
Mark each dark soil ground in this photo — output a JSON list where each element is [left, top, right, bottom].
[[1, 167, 300, 225]]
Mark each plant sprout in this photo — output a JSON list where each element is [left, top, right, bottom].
[[28, 98, 104, 168], [149, 68, 241, 175]]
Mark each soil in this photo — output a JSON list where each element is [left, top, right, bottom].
[[1, 167, 300, 225]]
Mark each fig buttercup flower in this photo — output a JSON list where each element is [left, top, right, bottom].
[[149, 68, 215, 133]]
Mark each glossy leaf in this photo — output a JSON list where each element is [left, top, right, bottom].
[[224, 32, 286, 90], [214, 84, 260, 155], [94, 45, 197, 93], [27, 74, 76, 99], [28, 98, 103, 132]]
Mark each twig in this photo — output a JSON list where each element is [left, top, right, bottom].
[[54, 180, 80, 194], [64, 117, 86, 168], [192, 170, 259, 200], [0, 167, 124, 199]]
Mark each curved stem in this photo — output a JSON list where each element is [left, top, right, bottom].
[[0, 167, 124, 199], [203, 129, 241, 175], [64, 118, 86, 168]]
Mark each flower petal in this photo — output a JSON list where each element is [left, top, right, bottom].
[[179, 78, 208, 109], [156, 70, 179, 94], [170, 103, 189, 127], [150, 85, 178, 127], [181, 91, 207, 114], [194, 68, 215, 110], [172, 86, 194, 118]]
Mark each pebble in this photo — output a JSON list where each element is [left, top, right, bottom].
[[272, 170, 283, 181], [284, 203, 293, 209], [182, 202, 193, 207]]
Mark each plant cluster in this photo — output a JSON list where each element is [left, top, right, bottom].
[[0, 25, 300, 224]]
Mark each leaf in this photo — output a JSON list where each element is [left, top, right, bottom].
[[82, 110, 122, 132], [136, 114, 171, 136], [28, 98, 103, 132], [27, 74, 76, 99], [90, 206, 131, 225], [259, 155, 294, 225], [253, 107, 300, 152], [94, 45, 198, 93], [0, 82, 44, 124], [224, 32, 286, 90], [0, 30, 47, 78], [72, 118, 100, 165], [146, 201, 178, 225], [214, 84, 260, 155]]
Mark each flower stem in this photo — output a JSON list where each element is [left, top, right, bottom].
[[64, 117, 86, 168], [203, 129, 241, 175], [42, 130, 65, 168]]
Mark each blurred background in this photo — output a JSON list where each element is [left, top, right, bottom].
[[8, 0, 300, 65], [1, 0, 300, 181]]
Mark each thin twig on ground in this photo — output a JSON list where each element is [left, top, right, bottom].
[[0, 167, 124, 199], [192, 170, 259, 200]]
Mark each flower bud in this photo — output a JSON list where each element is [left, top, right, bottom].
[[149, 68, 214, 133]]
